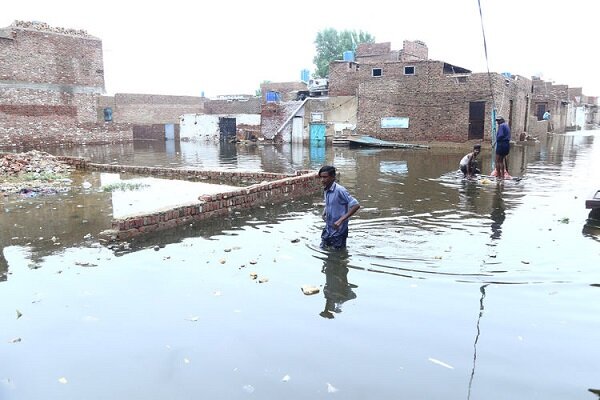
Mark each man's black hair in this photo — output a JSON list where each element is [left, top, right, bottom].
[[319, 165, 336, 177], [473, 144, 481, 150]]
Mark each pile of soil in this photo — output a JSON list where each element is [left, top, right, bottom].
[[0, 150, 74, 195]]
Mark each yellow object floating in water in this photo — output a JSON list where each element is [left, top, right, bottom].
[[480, 178, 492, 184]]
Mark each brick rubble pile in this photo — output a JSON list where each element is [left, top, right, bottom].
[[1, 150, 73, 194]]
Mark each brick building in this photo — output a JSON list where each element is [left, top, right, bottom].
[[330, 41, 533, 143], [0, 21, 131, 148]]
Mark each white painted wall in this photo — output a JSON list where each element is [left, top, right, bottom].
[[179, 113, 260, 141]]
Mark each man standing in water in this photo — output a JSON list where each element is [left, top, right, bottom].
[[319, 165, 360, 249], [543, 109, 552, 131], [494, 116, 511, 179]]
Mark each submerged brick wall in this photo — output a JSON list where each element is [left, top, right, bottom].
[[60, 158, 289, 184], [56, 157, 320, 241], [109, 171, 320, 240]]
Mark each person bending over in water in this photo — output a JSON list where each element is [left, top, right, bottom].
[[460, 144, 481, 179]]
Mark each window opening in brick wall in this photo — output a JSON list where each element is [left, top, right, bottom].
[[372, 68, 382, 77], [311, 112, 324, 122], [404, 66, 415, 75]]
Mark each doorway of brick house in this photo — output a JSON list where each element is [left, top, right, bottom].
[[468, 101, 485, 140], [219, 117, 236, 142]]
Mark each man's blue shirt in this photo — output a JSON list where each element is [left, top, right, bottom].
[[497, 123, 511, 142], [323, 182, 359, 237]]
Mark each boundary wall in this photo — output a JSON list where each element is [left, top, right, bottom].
[[58, 157, 320, 241]]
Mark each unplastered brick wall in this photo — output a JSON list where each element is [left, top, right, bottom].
[[61, 158, 290, 183], [104, 94, 206, 125], [0, 88, 98, 122], [0, 22, 104, 87], [204, 98, 261, 115], [261, 102, 291, 140], [0, 122, 132, 149], [0, 21, 111, 147], [329, 61, 360, 96], [355, 42, 392, 63], [107, 171, 320, 240], [400, 40, 428, 61], [356, 61, 532, 142]]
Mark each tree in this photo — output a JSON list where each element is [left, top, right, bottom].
[[313, 28, 375, 78], [255, 80, 271, 97]]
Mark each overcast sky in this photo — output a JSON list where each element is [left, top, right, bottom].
[[3, 0, 599, 98]]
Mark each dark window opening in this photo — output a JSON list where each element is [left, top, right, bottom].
[[404, 66, 415, 75], [372, 68, 382, 77]]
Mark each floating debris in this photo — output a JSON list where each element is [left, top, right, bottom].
[[327, 383, 339, 393], [9, 337, 22, 343], [58, 377, 68, 384], [281, 374, 291, 382], [428, 357, 454, 369], [301, 285, 320, 295], [16, 309, 22, 319], [75, 261, 97, 267], [250, 273, 258, 280]]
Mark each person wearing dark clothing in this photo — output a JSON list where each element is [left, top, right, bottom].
[[319, 165, 360, 249], [494, 116, 511, 179]]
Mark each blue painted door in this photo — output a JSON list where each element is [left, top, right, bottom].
[[310, 123, 326, 145], [165, 123, 175, 140]]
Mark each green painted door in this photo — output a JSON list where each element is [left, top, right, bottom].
[[310, 123, 326, 145]]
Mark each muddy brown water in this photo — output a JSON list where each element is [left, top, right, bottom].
[[1, 132, 599, 399]]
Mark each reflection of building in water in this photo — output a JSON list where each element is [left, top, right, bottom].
[[320, 250, 358, 319], [0, 250, 7, 282], [490, 186, 506, 240]]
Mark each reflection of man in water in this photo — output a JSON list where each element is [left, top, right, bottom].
[[319, 249, 357, 319], [490, 186, 506, 240]]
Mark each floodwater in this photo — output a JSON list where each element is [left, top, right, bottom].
[[1, 132, 599, 400]]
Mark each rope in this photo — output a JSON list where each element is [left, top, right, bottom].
[[477, 0, 497, 171]]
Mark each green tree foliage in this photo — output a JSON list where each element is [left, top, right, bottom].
[[255, 80, 271, 97], [313, 28, 375, 78]]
